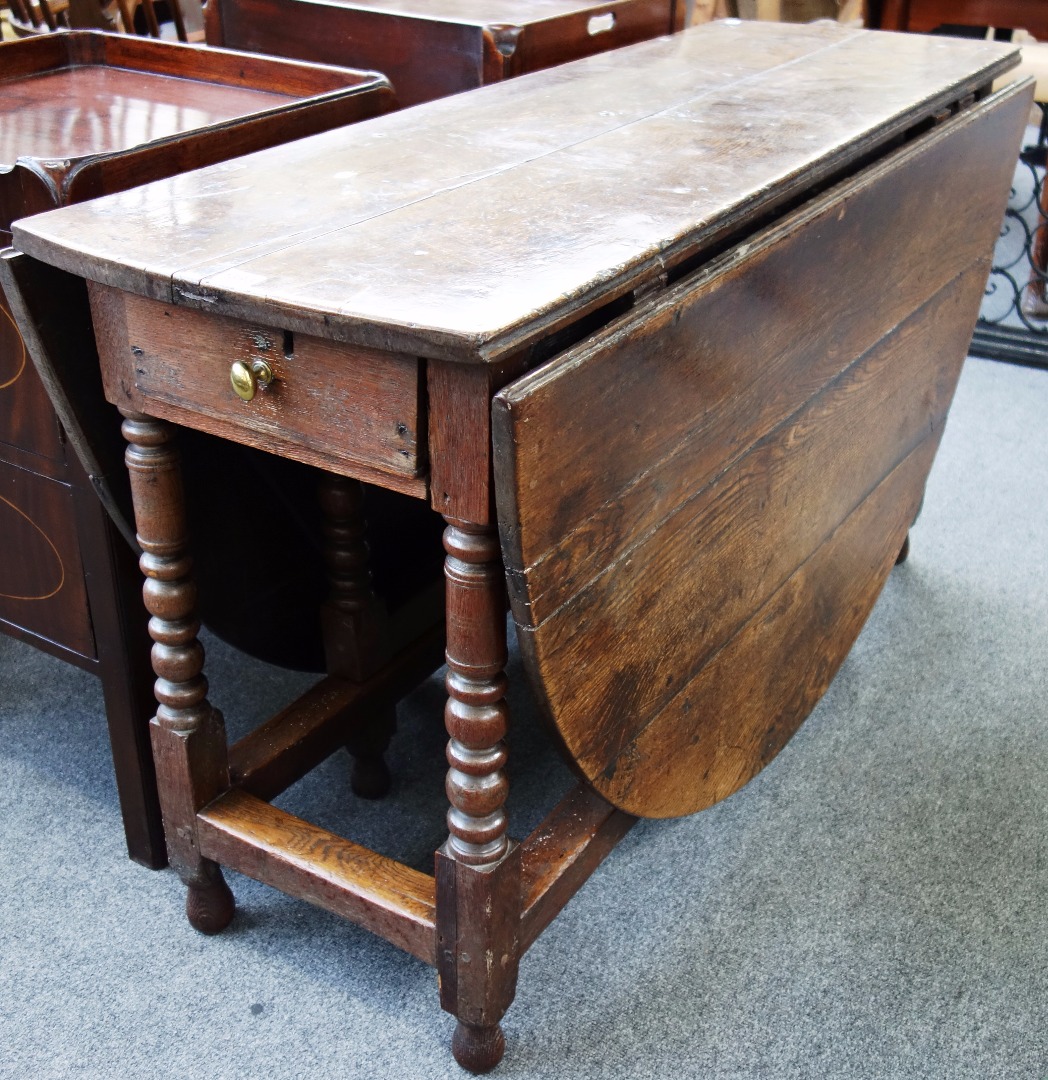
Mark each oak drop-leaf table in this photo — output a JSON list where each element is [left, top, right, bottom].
[[7, 21, 1031, 1072]]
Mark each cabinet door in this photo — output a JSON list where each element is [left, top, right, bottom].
[[0, 457, 95, 661], [493, 82, 1028, 819], [1, 284, 65, 465]]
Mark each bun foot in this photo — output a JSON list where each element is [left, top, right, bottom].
[[185, 866, 235, 935], [350, 754, 392, 799], [451, 1022, 506, 1074], [895, 533, 910, 566]]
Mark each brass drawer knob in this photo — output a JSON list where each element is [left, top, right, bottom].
[[230, 358, 274, 401]]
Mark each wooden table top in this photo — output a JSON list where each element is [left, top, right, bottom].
[[0, 68, 293, 166], [14, 21, 1019, 364]]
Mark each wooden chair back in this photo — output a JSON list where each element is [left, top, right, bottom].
[[6, 0, 70, 35], [115, 0, 204, 41], [5, 0, 203, 39]]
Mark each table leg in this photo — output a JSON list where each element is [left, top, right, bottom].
[[120, 409, 234, 934], [436, 520, 521, 1074], [318, 473, 395, 798], [68, 458, 167, 868]]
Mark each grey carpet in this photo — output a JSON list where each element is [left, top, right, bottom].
[[1, 356, 1045, 1079]]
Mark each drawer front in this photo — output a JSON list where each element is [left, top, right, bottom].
[[89, 285, 425, 496], [0, 457, 95, 660], [1, 283, 65, 466]]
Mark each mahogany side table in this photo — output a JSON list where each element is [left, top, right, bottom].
[[206, 0, 686, 106], [0, 31, 394, 868], [7, 21, 1031, 1070]]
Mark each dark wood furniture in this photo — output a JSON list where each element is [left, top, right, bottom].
[[877, 0, 1048, 38], [206, 0, 686, 107], [6, 0, 73, 34], [7, 22, 1030, 1071], [118, 0, 206, 43], [5, 0, 198, 38], [0, 31, 394, 868]]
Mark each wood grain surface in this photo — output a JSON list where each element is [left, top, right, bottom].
[[494, 88, 1029, 617], [491, 85, 1029, 818], [12, 23, 1019, 363], [197, 789, 438, 964]]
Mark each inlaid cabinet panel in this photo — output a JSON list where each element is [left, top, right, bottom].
[[0, 458, 94, 660], [0, 289, 65, 465]]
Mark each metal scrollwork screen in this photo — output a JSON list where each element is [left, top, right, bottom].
[[971, 105, 1048, 368]]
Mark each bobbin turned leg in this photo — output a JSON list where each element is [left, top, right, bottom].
[[121, 410, 234, 934], [318, 474, 395, 799], [436, 521, 521, 1074]]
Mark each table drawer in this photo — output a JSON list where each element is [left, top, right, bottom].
[[89, 284, 425, 496], [0, 457, 94, 660]]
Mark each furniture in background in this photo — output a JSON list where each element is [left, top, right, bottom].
[[5, 0, 201, 38], [207, 0, 686, 107], [874, 0, 1048, 365], [735, 0, 864, 21], [0, 31, 395, 869], [6, 0, 75, 33], [7, 20, 1029, 1074], [1000, 44, 1048, 319], [117, 0, 206, 42], [876, 0, 1048, 38]]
